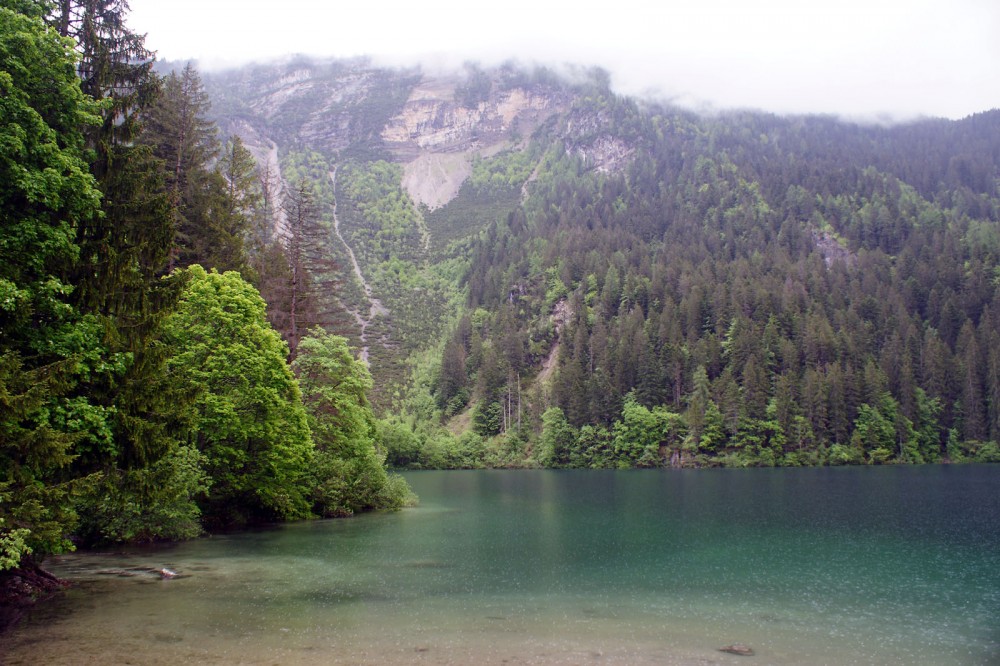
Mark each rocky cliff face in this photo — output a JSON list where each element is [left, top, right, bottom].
[[382, 79, 564, 157], [207, 58, 416, 155], [381, 76, 568, 207], [205, 59, 590, 209]]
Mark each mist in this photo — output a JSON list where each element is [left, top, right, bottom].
[[131, 0, 999, 121]]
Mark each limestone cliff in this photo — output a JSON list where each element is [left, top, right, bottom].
[[205, 59, 587, 209], [381, 76, 568, 208]]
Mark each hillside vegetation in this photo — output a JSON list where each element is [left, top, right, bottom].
[[202, 59, 1000, 469]]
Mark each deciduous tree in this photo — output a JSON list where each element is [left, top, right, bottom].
[[0, 5, 103, 567], [162, 266, 313, 527]]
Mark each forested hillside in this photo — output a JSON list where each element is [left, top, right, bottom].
[[443, 105, 1000, 468], [202, 58, 1000, 470]]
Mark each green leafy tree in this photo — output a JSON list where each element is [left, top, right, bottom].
[[851, 393, 915, 464], [0, 6, 104, 568], [733, 410, 786, 466], [76, 444, 210, 544], [292, 329, 413, 515], [612, 394, 681, 467], [163, 266, 313, 527], [698, 400, 727, 452], [573, 424, 614, 468]]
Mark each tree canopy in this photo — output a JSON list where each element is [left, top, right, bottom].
[[163, 266, 314, 526], [0, 4, 104, 567]]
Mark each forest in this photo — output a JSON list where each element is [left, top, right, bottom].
[[0, 0, 411, 591], [197, 54, 1000, 473], [3, 0, 1000, 596], [346, 90, 1000, 472]]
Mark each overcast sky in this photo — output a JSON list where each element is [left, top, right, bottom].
[[127, 0, 999, 121]]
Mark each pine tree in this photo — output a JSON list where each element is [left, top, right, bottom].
[[438, 335, 468, 413], [957, 321, 987, 442], [684, 365, 712, 450], [50, 0, 159, 163], [271, 179, 344, 358], [140, 63, 227, 270], [218, 136, 262, 276]]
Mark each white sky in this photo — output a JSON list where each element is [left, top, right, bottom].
[[127, 0, 999, 120]]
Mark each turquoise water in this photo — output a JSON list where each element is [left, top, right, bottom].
[[3, 466, 998, 664]]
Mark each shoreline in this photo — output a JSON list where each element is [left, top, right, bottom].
[[0, 564, 70, 633]]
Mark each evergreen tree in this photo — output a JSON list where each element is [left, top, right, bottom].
[[49, 0, 159, 161], [684, 365, 712, 450], [537, 407, 575, 467], [278, 181, 324, 357], [43, 0, 194, 545], [957, 321, 987, 442], [140, 62, 251, 272]]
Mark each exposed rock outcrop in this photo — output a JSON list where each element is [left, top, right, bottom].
[[383, 77, 568, 208], [207, 62, 575, 210], [383, 78, 562, 157], [812, 229, 856, 267]]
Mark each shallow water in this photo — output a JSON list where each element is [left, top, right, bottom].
[[3, 466, 999, 664]]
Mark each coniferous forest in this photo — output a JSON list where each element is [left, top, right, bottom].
[[424, 107, 1000, 471], [3, 0, 1000, 596]]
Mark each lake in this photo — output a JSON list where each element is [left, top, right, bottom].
[[2, 466, 998, 664]]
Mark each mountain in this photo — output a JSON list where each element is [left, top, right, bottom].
[[201, 57, 1000, 469]]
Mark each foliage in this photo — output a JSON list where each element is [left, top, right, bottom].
[[468, 149, 538, 199], [1, 4, 430, 568], [141, 63, 250, 274], [292, 328, 414, 515], [334, 159, 461, 406], [409, 71, 1000, 469], [195, 58, 1000, 471], [74, 445, 210, 544], [537, 407, 576, 467], [6, 29, 1000, 576], [612, 396, 684, 467], [0, 6, 104, 568], [163, 266, 314, 526]]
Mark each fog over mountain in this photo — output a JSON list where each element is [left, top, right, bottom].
[[128, 0, 999, 121]]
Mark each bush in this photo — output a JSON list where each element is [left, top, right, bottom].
[[827, 443, 864, 465]]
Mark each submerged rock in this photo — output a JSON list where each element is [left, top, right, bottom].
[[719, 643, 755, 656], [94, 566, 181, 580]]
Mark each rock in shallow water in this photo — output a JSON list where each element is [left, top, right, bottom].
[[719, 643, 755, 656]]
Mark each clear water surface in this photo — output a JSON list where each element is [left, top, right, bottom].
[[2, 466, 998, 664]]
